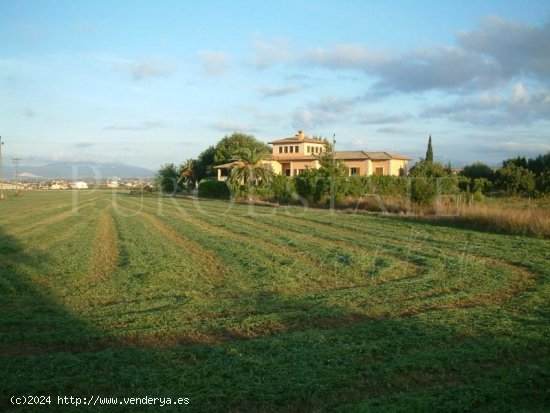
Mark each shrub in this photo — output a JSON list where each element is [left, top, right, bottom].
[[155, 163, 180, 193], [496, 164, 535, 196], [269, 175, 295, 203], [294, 169, 322, 204], [473, 177, 492, 194], [198, 180, 231, 199], [410, 177, 438, 205], [345, 175, 407, 198], [408, 160, 458, 206]]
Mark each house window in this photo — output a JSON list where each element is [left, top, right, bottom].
[[284, 146, 288, 153], [295, 145, 299, 153], [307, 146, 311, 153], [279, 147, 283, 154], [285, 169, 291, 176], [290, 146, 294, 153], [375, 167, 384, 175], [293, 169, 298, 176], [350, 167, 359, 175]]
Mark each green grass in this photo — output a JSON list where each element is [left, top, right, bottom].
[[0, 190, 548, 412]]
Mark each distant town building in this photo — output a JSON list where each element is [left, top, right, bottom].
[[49, 182, 68, 190], [0, 182, 27, 191], [106, 179, 119, 188], [71, 181, 88, 189]]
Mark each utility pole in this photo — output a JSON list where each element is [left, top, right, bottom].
[[12, 157, 21, 196], [332, 133, 336, 166], [330, 133, 336, 213], [0, 136, 4, 200]]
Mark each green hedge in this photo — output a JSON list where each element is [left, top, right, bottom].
[[198, 180, 231, 199]]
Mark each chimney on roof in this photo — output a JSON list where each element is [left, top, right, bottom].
[[296, 130, 305, 140]]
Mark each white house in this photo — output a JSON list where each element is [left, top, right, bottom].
[[71, 181, 88, 189]]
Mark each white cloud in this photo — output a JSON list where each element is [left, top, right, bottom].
[[291, 96, 353, 129], [258, 84, 301, 98], [377, 126, 408, 134], [74, 142, 96, 149], [303, 43, 500, 93], [422, 83, 550, 125], [303, 43, 388, 70], [102, 121, 165, 131], [511, 82, 529, 103], [474, 136, 550, 161], [130, 60, 174, 81], [358, 111, 412, 124], [197, 51, 229, 76], [300, 17, 550, 94], [211, 121, 258, 133], [458, 15, 550, 82], [310, 96, 354, 114], [376, 46, 501, 93], [240, 105, 283, 122], [291, 109, 315, 129], [251, 36, 292, 69]]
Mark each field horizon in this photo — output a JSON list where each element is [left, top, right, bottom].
[[1, 190, 548, 411]]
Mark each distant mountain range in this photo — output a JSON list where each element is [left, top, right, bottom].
[[2, 161, 155, 180]]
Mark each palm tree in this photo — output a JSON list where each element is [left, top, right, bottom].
[[178, 159, 196, 190], [228, 148, 273, 190]]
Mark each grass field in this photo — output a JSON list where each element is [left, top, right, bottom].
[[1, 190, 548, 412]]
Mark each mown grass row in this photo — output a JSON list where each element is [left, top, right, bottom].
[[0, 191, 548, 412]]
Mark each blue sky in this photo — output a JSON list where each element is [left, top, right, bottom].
[[1, 0, 550, 170]]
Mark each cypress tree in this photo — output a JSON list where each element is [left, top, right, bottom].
[[425, 135, 434, 163]]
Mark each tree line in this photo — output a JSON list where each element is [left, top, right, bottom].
[[155, 133, 550, 206]]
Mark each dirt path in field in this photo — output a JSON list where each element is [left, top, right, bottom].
[[90, 208, 120, 281]]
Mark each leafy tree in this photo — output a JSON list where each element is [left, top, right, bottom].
[[214, 133, 270, 165], [496, 152, 550, 195], [496, 163, 535, 196], [408, 159, 458, 205], [294, 146, 349, 205], [155, 163, 180, 193], [527, 152, 550, 176], [409, 159, 449, 178], [535, 171, 550, 194], [193, 146, 217, 182], [457, 175, 472, 193], [503, 156, 528, 169], [316, 144, 348, 175], [473, 177, 492, 194], [461, 162, 495, 182], [425, 135, 434, 163], [526, 152, 550, 194], [269, 174, 295, 203], [294, 168, 325, 204]]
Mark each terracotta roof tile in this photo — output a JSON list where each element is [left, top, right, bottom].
[[334, 151, 369, 160], [268, 136, 326, 144], [387, 152, 412, 160]]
